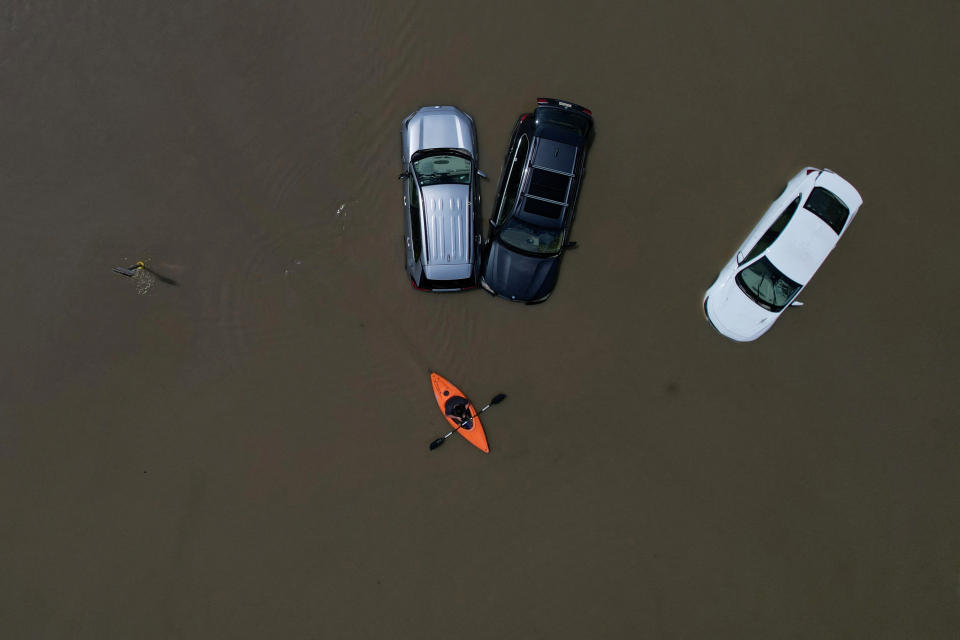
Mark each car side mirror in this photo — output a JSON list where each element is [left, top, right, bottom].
[[564, 241, 579, 250], [736, 251, 745, 265], [790, 300, 804, 307], [477, 170, 488, 179], [397, 171, 409, 180]]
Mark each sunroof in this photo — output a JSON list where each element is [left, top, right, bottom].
[[532, 139, 577, 174], [528, 168, 570, 203], [522, 196, 564, 219]]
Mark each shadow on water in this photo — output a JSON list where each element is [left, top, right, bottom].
[[141, 265, 179, 286]]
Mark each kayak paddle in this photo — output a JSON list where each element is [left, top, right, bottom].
[[429, 393, 506, 451]]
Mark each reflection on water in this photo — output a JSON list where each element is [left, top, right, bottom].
[[134, 269, 153, 296]]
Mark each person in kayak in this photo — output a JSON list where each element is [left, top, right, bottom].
[[446, 398, 474, 430]]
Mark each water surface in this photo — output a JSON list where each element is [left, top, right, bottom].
[[1, 1, 958, 637]]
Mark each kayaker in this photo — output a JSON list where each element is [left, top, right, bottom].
[[450, 402, 473, 429]]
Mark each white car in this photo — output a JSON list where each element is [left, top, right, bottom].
[[704, 168, 863, 342]]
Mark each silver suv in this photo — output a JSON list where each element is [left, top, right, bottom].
[[400, 106, 486, 291]]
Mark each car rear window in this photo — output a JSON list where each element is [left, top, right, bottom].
[[528, 168, 569, 203], [522, 196, 564, 219], [803, 187, 849, 235], [537, 109, 591, 138]]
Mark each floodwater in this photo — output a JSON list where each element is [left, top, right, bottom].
[[2, 1, 958, 637]]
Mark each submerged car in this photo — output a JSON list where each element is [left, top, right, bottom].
[[400, 105, 486, 291], [704, 167, 863, 341], [480, 98, 593, 303]]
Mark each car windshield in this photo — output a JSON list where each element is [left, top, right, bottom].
[[413, 153, 472, 186], [498, 216, 563, 256], [735, 257, 802, 312]]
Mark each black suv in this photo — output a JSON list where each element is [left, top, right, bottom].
[[480, 98, 593, 303]]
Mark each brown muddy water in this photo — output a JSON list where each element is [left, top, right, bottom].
[[2, 1, 958, 637]]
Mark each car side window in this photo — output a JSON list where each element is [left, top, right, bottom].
[[409, 179, 422, 261], [495, 135, 529, 225], [742, 195, 801, 265]]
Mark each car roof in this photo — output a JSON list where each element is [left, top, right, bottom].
[[764, 172, 862, 284], [532, 137, 578, 174], [510, 137, 579, 229], [420, 183, 474, 278], [765, 210, 841, 284]]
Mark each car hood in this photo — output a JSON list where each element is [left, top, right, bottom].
[[404, 106, 476, 160], [482, 240, 559, 302], [704, 282, 779, 342]]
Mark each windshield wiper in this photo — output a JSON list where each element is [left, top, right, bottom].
[[756, 273, 767, 299], [754, 273, 780, 312]]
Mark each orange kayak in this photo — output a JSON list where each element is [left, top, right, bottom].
[[430, 372, 490, 453]]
